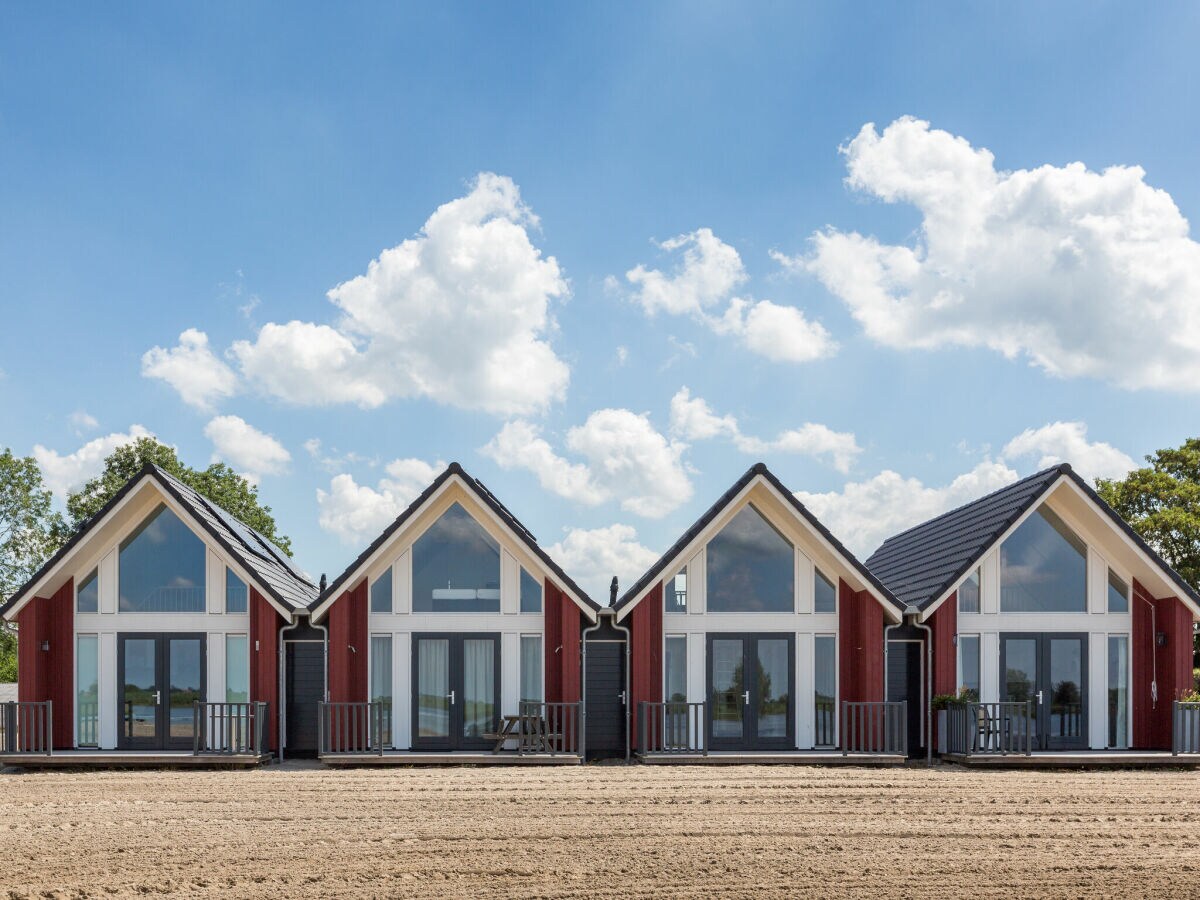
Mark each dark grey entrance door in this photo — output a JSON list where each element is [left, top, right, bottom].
[[1000, 632, 1087, 750], [117, 633, 206, 750], [886, 640, 923, 758], [584, 640, 626, 760], [412, 633, 501, 751], [707, 633, 794, 750], [285, 641, 324, 757]]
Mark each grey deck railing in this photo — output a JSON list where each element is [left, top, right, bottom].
[[318, 701, 386, 756], [0, 701, 53, 756], [193, 701, 268, 756], [814, 697, 836, 748], [638, 701, 707, 755], [840, 701, 907, 755], [945, 701, 1033, 756], [1172, 701, 1200, 755], [517, 701, 583, 756]]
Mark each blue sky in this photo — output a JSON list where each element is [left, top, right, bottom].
[[3, 4, 1199, 600]]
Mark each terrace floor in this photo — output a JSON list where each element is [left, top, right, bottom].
[[638, 749, 907, 765], [0, 749, 271, 769], [319, 750, 582, 766], [942, 750, 1200, 768]]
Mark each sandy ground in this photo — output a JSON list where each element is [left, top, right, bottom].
[[2, 762, 1199, 899]]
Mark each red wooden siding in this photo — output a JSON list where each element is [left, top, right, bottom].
[[838, 581, 883, 704], [327, 581, 368, 703], [15, 579, 74, 748], [544, 581, 583, 704], [249, 588, 285, 751], [628, 582, 663, 748], [1132, 579, 1193, 749], [928, 593, 957, 697]]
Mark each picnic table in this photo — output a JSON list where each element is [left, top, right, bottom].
[[485, 713, 563, 754]]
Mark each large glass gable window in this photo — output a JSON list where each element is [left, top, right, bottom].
[[706, 504, 794, 613], [412, 502, 502, 613], [1000, 506, 1087, 613], [119, 503, 206, 612]]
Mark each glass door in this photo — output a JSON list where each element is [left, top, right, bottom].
[[411, 633, 500, 750], [707, 634, 794, 750], [118, 633, 206, 750], [1000, 633, 1087, 751]]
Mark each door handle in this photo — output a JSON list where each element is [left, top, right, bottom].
[[152, 691, 161, 706], [743, 691, 750, 706], [448, 690, 456, 705], [617, 691, 626, 705], [1036, 690, 1043, 706]]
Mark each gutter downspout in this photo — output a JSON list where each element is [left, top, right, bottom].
[[277, 611, 329, 763], [1137, 592, 1159, 709], [903, 606, 934, 766]]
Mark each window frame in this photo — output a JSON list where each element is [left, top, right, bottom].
[[705, 503, 796, 614], [411, 502, 503, 614], [664, 634, 688, 703], [76, 567, 99, 614], [225, 634, 250, 703], [520, 633, 543, 704], [999, 505, 1089, 614], [813, 567, 837, 614], [117, 502, 207, 614], [664, 566, 688, 614], [957, 633, 981, 698], [957, 568, 981, 615]]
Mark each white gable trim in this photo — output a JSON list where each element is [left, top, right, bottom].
[[2, 474, 294, 621], [919, 474, 1200, 622], [616, 474, 900, 623], [310, 473, 595, 623]]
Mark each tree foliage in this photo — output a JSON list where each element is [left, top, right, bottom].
[[66, 437, 292, 555], [1096, 438, 1200, 591]]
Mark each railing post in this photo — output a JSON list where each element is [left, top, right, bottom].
[[45, 701, 53, 756], [1173, 701, 1180, 756]]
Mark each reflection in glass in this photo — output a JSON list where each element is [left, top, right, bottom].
[[814, 569, 836, 613], [1003, 638, 1038, 742], [707, 505, 794, 613], [520, 635, 542, 703], [958, 569, 981, 614], [168, 638, 202, 739], [711, 639, 744, 739], [226, 568, 248, 614], [1107, 569, 1129, 613], [756, 639, 790, 738], [665, 568, 688, 613], [412, 503, 501, 612], [77, 569, 98, 614], [76, 635, 99, 747], [119, 504, 206, 612], [665, 636, 687, 702], [225, 635, 249, 702], [520, 568, 543, 613], [1108, 635, 1129, 749], [123, 638, 157, 741], [371, 635, 392, 746], [814, 635, 836, 747], [1048, 638, 1083, 740], [417, 639, 450, 738], [462, 639, 495, 739], [1000, 507, 1087, 613], [371, 567, 392, 614], [959, 634, 981, 697]]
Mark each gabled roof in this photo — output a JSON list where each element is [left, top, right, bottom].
[[614, 462, 904, 617], [311, 462, 599, 620], [865, 463, 1200, 614], [0, 464, 316, 620]]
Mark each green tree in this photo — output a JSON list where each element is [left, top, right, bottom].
[[0, 449, 68, 681], [1095, 438, 1200, 591], [66, 437, 292, 555]]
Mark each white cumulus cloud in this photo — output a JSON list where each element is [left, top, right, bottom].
[[141, 329, 239, 411], [317, 458, 444, 544], [546, 524, 660, 605], [785, 116, 1200, 390], [1002, 421, 1136, 481], [231, 173, 570, 415], [203, 415, 291, 483], [483, 409, 692, 518], [34, 425, 155, 501], [669, 387, 861, 473], [624, 229, 836, 364]]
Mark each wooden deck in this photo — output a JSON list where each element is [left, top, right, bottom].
[[637, 751, 907, 766], [320, 751, 582, 766], [0, 750, 272, 769], [942, 751, 1200, 769]]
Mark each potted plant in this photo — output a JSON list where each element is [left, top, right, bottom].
[[934, 686, 979, 753]]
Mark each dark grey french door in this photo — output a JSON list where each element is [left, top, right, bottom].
[[411, 633, 501, 751], [707, 633, 794, 750], [1000, 632, 1087, 750], [117, 633, 206, 750]]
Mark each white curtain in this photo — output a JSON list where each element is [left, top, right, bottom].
[[418, 639, 449, 738], [371, 635, 393, 746], [1110, 635, 1129, 749], [520, 635, 543, 704], [463, 639, 495, 739]]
